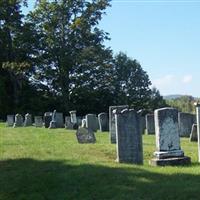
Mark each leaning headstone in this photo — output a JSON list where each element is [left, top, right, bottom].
[[24, 113, 32, 127], [115, 109, 143, 164], [49, 110, 56, 129], [109, 105, 128, 144], [190, 124, 197, 142], [13, 114, 23, 128], [86, 114, 98, 132], [146, 114, 155, 135], [34, 116, 43, 127], [76, 127, 96, 144], [55, 112, 64, 128], [98, 113, 109, 132], [44, 112, 52, 128], [69, 110, 77, 124], [6, 115, 14, 127], [149, 107, 191, 166], [179, 112, 195, 137]]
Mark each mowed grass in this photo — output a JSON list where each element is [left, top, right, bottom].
[[0, 123, 200, 200]]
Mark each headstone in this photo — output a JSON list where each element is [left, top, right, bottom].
[[150, 107, 191, 166], [24, 113, 32, 127], [86, 114, 98, 132], [109, 105, 128, 144], [179, 112, 195, 137], [6, 115, 14, 127], [49, 110, 56, 129], [146, 114, 155, 135], [44, 112, 52, 128], [77, 116, 83, 126], [34, 116, 43, 127], [195, 103, 200, 162], [137, 110, 146, 135], [55, 112, 64, 128], [76, 127, 96, 143], [98, 113, 109, 132], [190, 124, 197, 142], [115, 109, 143, 164], [81, 119, 86, 128], [69, 110, 77, 124], [65, 121, 78, 130], [13, 114, 23, 128]]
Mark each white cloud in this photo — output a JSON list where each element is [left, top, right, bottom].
[[182, 75, 193, 84]]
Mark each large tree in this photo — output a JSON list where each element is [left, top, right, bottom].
[[112, 52, 152, 110], [27, 0, 112, 113]]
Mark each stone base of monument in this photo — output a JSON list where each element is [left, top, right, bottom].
[[149, 156, 191, 166]]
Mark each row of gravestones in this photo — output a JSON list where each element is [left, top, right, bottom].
[[145, 112, 196, 137], [6, 110, 109, 132], [77, 105, 191, 166]]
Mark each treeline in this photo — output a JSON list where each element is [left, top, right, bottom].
[[166, 96, 197, 114], [0, 0, 167, 119]]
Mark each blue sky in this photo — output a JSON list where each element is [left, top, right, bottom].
[[24, 0, 200, 96]]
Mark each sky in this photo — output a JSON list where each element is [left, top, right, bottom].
[[24, 0, 200, 96]]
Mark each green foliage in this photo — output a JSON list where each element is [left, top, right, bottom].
[[166, 95, 196, 114], [0, 124, 199, 200]]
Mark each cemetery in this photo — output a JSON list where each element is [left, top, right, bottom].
[[1, 0, 200, 199]]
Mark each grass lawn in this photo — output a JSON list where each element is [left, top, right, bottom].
[[0, 122, 200, 200]]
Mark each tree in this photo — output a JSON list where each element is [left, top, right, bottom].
[[112, 52, 152, 110], [26, 0, 112, 113]]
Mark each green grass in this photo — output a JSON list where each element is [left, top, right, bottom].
[[0, 123, 200, 200]]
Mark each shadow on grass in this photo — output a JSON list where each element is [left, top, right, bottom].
[[0, 159, 200, 200]]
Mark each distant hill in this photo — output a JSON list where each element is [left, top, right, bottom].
[[163, 95, 185, 100]]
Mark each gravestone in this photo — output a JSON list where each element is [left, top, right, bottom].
[[77, 116, 83, 126], [86, 114, 98, 132], [65, 121, 78, 130], [44, 112, 52, 128], [190, 124, 197, 142], [109, 105, 128, 144], [6, 115, 14, 127], [76, 127, 96, 143], [115, 109, 143, 164], [146, 114, 155, 135], [24, 113, 32, 126], [179, 112, 195, 137], [195, 103, 200, 162], [55, 112, 64, 128], [49, 110, 56, 129], [81, 119, 86, 128], [34, 116, 43, 127], [137, 110, 146, 135], [150, 107, 191, 166], [98, 113, 109, 132], [13, 114, 23, 128], [69, 110, 77, 124]]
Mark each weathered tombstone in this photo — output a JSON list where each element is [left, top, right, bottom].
[[77, 116, 83, 126], [34, 116, 43, 127], [6, 115, 14, 127], [24, 113, 32, 127], [137, 110, 146, 135], [109, 105, 128, 144], [69, 110, 77, 124], [49, 110, 56, 129], [179, 112, 195, 137], [86, 114, 98, 132], [44, 112, 52, 128], [146, 114, 155, 135], [55, 112, 64, 128], [115, 109, 143, 164], [81, 119, 86, 128], [13, 114, 23, 128], [190, 124, 197, 142], [150, 108, 191, 166], [98, 113, 109, 132], [195, 103, 200, 162], [76, 127, 96, 143]]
